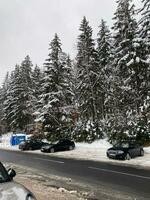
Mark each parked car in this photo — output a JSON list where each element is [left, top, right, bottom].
[[19, 140, 49, 151], [0, 162, 36, 200], [107, 141, 144, 160], [41, 139, 75, 153]]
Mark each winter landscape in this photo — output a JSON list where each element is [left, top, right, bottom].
[[0, 0, 150, 199]]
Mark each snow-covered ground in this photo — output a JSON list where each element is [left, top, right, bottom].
[[0, 136, 150, 169], [47, 140, 150, 169]]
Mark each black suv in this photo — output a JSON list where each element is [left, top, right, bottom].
[[19, 140, 49, 151], [107, 141, 144, 160], [41, 139, 75, 153]]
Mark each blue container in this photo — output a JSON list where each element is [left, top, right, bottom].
[[10, 134, 26, 146]]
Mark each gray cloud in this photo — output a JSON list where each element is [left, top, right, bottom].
[[0, 0, 141, 84]]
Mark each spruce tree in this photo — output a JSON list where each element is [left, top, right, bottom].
[[134, 0, 150, 143], [60, 53, 74, 106], [0, 86, 6, 133], [3, 65, 24, 131], [97, 19, 113, 119], [3, 56, 35, 132], [0, 72, 10, 131], [76, 17, 102, 141], [32, 65, 43, 111], [109, 0, 139, 141], [20, 55, 35, 128], [139, 0, 150, 52], [38, 34, 73, 140], [139, 0, 150, 110]]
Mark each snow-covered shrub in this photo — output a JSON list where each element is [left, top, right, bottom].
[[72, 120, 104, 142], [131, 119, 150, 146], [107, 117, 150, 145]]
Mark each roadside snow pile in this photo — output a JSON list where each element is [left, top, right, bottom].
[[52, 140, 150, 168], [53, 139, 112, 162], [144, 147, 150, 154], [76, 139, 111, 149], [0, 132, 13, 147]]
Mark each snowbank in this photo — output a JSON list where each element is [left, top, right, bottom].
[[76, 139, 111, 149], [0, 138, 150, 169], [144, 147, 150, 154]]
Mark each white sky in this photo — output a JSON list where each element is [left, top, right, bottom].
[[0, 0, 141, 85]]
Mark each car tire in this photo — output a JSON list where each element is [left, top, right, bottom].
[[140, 149, 144, 156], [50, 148, 54, 153], [26, 193, 35, 200], [125, 153, 131, 160], [69, 146, 74, 150]]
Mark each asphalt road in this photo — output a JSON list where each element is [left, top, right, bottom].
[[0, 149, 150, 199]]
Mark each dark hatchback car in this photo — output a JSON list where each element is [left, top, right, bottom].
[[107, 141, 144, 160], [41, 139, 75, 153], [0, 162, 36, 199], [19, 140, 49, 151]]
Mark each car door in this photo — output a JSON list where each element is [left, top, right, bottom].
[[128, 143, 135, 157], [57, 140, 67, 151], [35, 141, 42, 150], [30, 141, 36, 150], [62, 140, 70, 150], [134, 144, 141, 156], [27, 141, 33, 149]]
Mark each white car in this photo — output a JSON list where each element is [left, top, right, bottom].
[[0, 162, 36, 200]]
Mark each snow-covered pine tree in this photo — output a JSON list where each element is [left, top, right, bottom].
[[109, 0, 139, 141], [19, 55, 35, 129], [0, 86, 3, 132], [71, 59, 80, 122], [3, 56, 35, 132], [75, 17, 102, 142], [139, 0, 150, 53], [97, 19, 113, 120], [97, 19, 112, 73], [0, 85, 7, 133], [132, 0, 150, 144], [3, 72, 14, 128], [3, 65, 24, 131], [58, 52, 74, 106], [139, 0, 150, 114], [0, 72, 10, 131], [32, 65, 43, 110], [38, 34, 73, 141], [21, 55, 33, 88]]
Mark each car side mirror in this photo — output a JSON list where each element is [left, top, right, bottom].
[[7, 168, 16, 179]]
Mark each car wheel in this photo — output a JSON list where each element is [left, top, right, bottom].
[[26, 194, 35, 200], [125, 153, 131, 160], [140, 149, 144, 156], [69, 146, 73, 150], [50, 148, 54, 153]]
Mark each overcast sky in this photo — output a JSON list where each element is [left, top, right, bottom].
[[0, 0, 141, 85]]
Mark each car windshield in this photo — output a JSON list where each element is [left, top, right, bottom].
[[114, 142, 129, 148], [0, 163, 10, 183]]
